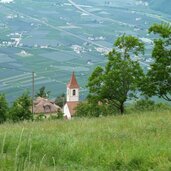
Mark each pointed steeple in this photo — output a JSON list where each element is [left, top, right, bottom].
[[64, 72, 80, 118], [67, 72, 79, 89]]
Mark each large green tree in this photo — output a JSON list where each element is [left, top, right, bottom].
[[10, 92, 33, 122], [87, 34, 145, 114], [0, 94, 8, 123], [142, 23, 171, 101]]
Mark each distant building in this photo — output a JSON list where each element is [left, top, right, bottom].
[[33, 97, 61, 117], [63, 72, 80, 119]]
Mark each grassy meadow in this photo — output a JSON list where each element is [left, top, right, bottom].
[[0, 110, 171, 171]]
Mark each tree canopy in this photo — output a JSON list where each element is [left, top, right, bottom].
[[55, 93, 66, 108], [87, 34, 145, 114], [0, 94, 8, 123], [10, 92, 33, 122], [142, 23, 171, 101], [35, 86, 50, 98]]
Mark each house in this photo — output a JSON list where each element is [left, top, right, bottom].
[[64, 72, 80, 119], [33, 97, 61, 117]]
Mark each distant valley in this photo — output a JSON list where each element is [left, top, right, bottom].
[[148, 0, 171, 15], [0, 0, 171, 102]]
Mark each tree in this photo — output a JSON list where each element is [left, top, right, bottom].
[[10, 92, 33, 122], [142, 23, 171, 101], [87, 34, 145, 114], [0, 94, 8, 123], [55, 93, 66, 108], [76, 101, 104, 117], [35, 86, 50, 98], [75, 101, 118, 117]]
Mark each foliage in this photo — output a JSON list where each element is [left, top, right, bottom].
[[76, 102, 104, 117], [142, 23, 171, 101], [56, 111, 64, 119], [49, 111, 64, 120], [75, 101, 118, 117], [9, 92, 33, 122], [134, 98, 156, 111], [35, 113, 47, 121], [35, 86, 50, 98], [0, 94, 9, 123], [55, 93, 66, 108], [0, 111, 171, 170], [87, 34, 145, 114], [126, 98, 171, 114], [35, 112, 64, 121]]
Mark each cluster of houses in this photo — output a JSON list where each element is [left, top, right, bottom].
[[33, 72, 80, 119]]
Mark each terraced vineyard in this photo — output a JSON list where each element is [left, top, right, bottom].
[[0, 0, 171, 102]]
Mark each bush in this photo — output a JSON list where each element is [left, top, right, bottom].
[[35, 86, 50, 98], [134, 98, 156, 111], [35, 113, 47, 121], [131, 98, 171, 112], [75, 102, 97, 117], [0, 94, 9, 123], [9, 92, 33, 122], [56, 111, 64, 119], [49, 112, 64, 120], [35, 111, 64, 121], [55, 93, 66, 108], [75, 101, 118, 117]]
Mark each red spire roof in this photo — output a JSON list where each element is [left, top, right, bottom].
[[67, 72, 79, 89]]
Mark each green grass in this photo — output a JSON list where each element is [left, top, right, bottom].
[[0, 110, 171, 171]]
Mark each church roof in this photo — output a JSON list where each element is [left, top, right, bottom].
[[67, 72, 79, 89], [66, 101, 79, 116]]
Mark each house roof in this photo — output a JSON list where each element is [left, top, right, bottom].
[[67, 72, 79, 89], [33, 97, 61, 114], [66, 101, 79, 116]]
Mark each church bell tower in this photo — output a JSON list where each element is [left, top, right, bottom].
[[66, 72, 80, 102]]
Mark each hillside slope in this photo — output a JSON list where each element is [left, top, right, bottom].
[[0, 110, 171, 170], [149, 0, 171, 15], [1, 0, 171, 102]]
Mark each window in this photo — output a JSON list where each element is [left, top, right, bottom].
[[44, 105, 51, 113], [73, 89, 76, 96]]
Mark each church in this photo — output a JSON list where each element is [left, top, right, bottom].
[[63, 72, 80, 119]]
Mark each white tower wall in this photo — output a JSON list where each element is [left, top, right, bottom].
[[67, 87, 79, 102]]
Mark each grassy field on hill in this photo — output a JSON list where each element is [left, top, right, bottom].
[[0, 110, 171, 171]]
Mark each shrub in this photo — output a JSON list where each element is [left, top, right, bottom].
[[134, 98, 155, 111], [0, 94, 9, 123], [75, 101, 118, 117], [9, 92, 33, 122], [55, 93, 66, 108], [75, 102, 100, 117], [35, 86, 50, 98], [49, 112, 64, 120], [131, 98, 171, 113], [35, 113, 47, 121], [56, 111, 64, 119]]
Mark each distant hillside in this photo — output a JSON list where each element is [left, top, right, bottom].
[[149, 0, 171, 15], [0, 0, 171, 102]]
